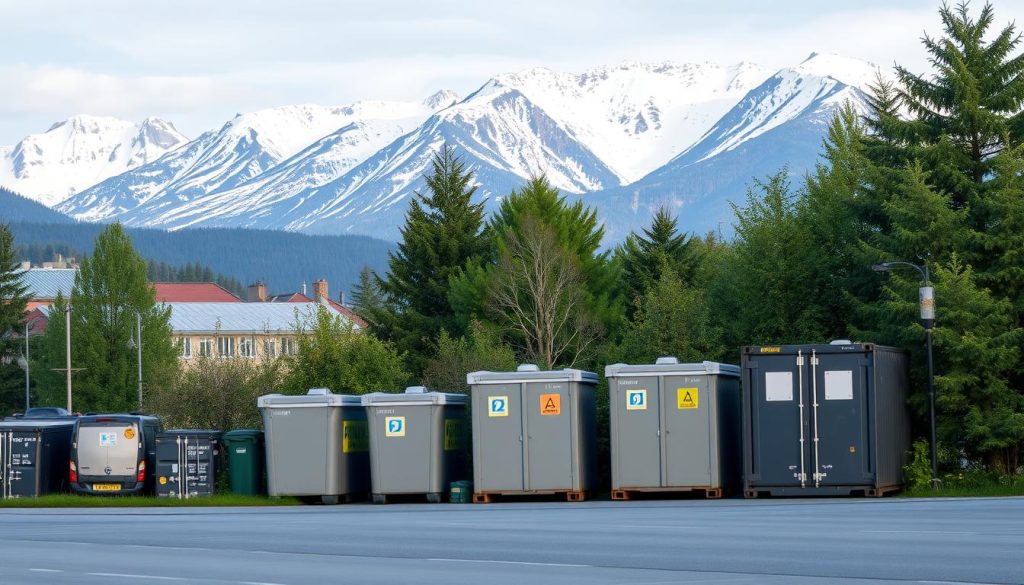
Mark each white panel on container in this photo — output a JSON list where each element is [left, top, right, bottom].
[[765, 372, 793, 402], [824, 370, 853, 400]]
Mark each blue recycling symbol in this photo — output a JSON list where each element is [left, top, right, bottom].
[[388, 419, 403, 433], [630, 392, 643, 405], [491, 398, 506, 412]]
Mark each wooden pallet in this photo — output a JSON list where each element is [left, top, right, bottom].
[[612, 487, 722, 501], [473, 490, 590, 504]]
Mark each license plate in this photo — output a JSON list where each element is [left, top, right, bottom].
[[92, 483, 122, 492]]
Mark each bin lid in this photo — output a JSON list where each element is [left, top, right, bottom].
[[467, 366, 598, 385], [361, 387, 467, 406], [222, 429, 264, 443], [158, 429, 222, 439], [257, 388, 362, 408], [605, 359, 740, 378]]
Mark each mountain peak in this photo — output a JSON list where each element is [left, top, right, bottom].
[[424, 90, 460, 110], [794, 52, 879, 87]]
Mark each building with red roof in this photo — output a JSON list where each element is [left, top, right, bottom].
[[153, 282, 241, 303]]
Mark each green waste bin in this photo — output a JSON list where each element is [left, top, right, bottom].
[[450, 480, 473, 503], [223, 429, 265, 496]]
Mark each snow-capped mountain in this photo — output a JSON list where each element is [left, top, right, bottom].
[[0, 116, 186, 207], [589, 53, 879, 240], [36, 54, 879, 242], [58, 94, 459, 224]]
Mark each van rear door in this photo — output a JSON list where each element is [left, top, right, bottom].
[[77, 423, 140, 479]]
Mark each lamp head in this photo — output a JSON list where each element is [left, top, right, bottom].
[[871, 262, 893, 272]]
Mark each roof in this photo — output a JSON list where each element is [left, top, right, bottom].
[[154, 282, 240, 303], [266, 292, 367, 328], [167, 301, 358, 334], [18, 268, 76, 300]]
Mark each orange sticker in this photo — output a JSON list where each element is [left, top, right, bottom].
[[124, 427, 136, 440], [540, 393, 561, 415]]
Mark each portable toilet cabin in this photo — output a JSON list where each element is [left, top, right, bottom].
[[606, 357, 741, 499], [467, 365, 597, 503]]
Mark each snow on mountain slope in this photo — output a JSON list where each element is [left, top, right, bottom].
[[59, 96, 458, 224], [142, 85, 621, 236], [492, 61, 771, 181], [588, 53, 878, 241], [0, 115, 186, 207], [118, 93, 459, 229]]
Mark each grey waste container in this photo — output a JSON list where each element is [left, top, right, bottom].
[[741, 341, 910, 497], [606, 357, 741, 500], [361, 386, 468, 504], [467, 365, 597, 502], [155, 430, 222, 498], [0, 419, 76, 499], [258, 388, 369, 504]]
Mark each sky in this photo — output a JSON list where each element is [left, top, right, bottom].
[[2, 0, 1023, 144]]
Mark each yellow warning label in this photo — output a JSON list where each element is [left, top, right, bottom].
[[342, 420, 369, 453], [444, 419, 463, 451], [677, 388, 699, 409], [159, 476, 167, 485], [540, 393, 561, 415], [124, 427, 136, 440]]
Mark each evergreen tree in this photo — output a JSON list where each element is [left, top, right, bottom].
[[619, 208, 701, 317], [351, 265, 388, 330], [35, 224, 178, 413], [0, 224, 29, 415], [378, 145, 488, 374], [616, 264, 724, 364]]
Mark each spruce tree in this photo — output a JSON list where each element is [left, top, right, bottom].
[[620, 208, 701, 316], [0, 224, 29, 415], [378, 145, 488, 374], [36, 224, 178, 413]]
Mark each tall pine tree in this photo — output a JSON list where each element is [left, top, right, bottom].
[[36, 224, 178, 413], [378, 145, 488, 374], [0, 224, 29, 415], [619, 208, 701, 317]]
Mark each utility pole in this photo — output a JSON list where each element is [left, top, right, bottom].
[[136, 311, 143, 409], [65, 305, 72, 412]]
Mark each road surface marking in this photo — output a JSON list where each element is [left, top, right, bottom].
[[240, 582, 288, 585], [87, 573, 188, 581], [29, 568, 63, 573], [861, 530, 978, 535], [427, 558, 590, 568]]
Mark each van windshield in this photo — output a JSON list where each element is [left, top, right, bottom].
[[77, 423, 140, 477]]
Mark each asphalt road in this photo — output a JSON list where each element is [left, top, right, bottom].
[[1, 497, 1022, 585]]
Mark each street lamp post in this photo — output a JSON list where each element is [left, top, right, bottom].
[[21, 316, 43, 411], [872, 261, 939, 489], [125, 308, 143, 410]]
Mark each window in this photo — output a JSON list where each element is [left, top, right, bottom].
[[264, 339, 276, 358], [239, 336, 256, 358], [179, 337, 192, 359], [218, 336, 235, 358], [198, 338, 213, 358], [281, 337, 296, 356]]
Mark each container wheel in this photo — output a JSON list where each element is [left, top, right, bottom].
[[426, 493, 442, 504], [321, 495, 340, 505], [372, 494, 387, 505]]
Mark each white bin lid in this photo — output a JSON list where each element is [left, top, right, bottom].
[[605, 359, 740, 378], [257, 388, 362, 408], [466, 365, 598, 386], [361, 386, 467, 406]]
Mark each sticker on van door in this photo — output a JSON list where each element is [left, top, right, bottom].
[[99, 432, 118, 447]]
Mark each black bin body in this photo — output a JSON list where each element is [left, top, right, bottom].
[[742, 342, 910, 497], [0, 419, 76, 498], [156, 430, 222, 498]]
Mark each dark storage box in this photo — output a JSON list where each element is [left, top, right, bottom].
[[741, 342, 911, 497], [156, 430, 222, 498], [0, 419, 76, 498]]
